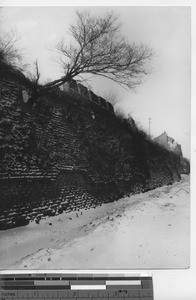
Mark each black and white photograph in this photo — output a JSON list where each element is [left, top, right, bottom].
[[0, 5, 190, 269]]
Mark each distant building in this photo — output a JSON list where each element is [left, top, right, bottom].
[[154, 131, 183, 158]]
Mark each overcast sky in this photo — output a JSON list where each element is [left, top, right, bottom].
[[0, 5, 191, 158]]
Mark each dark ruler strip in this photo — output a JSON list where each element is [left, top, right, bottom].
[[33, 285, 70, 290], [93, 275, 109, 279], [3, 281, 34, 286], [3, 286, 35, 290], [45, 277, 61, 281], [3, 285, 70, 290], [61, 275, 78, 279], [142, 280, 153, 289]]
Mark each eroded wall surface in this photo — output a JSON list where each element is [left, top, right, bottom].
[[0, 74, 183, 230]]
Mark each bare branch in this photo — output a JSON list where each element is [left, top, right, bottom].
[[34, 59, 40, 84]]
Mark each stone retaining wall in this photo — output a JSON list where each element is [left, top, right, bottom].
[[0, 74, 183, 230]]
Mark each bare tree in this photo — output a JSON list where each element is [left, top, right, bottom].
[[43, 10, 153, 91], [0, 29, 23, 69], [28, 59, 41, 84]]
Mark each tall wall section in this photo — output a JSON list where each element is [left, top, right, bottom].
[[0, 68, 183, 230]]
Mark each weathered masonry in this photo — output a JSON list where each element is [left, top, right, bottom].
[[0, 67, 186, 230]]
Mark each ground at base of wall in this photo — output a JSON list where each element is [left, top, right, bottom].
[[0, 175, 190, 269]]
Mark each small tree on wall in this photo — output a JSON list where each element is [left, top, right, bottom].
[[43, 10, 153, 91], [27, 59, 41, 84], [0, 29, 23, 70]]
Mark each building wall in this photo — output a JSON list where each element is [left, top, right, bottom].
[[154, 131, 168, 148], [154, 131, 183, 158]]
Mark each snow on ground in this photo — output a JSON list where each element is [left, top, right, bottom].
[[0, 175, 190, 269]]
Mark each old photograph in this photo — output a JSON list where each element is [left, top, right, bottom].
[[0, 6, 190, 269]]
